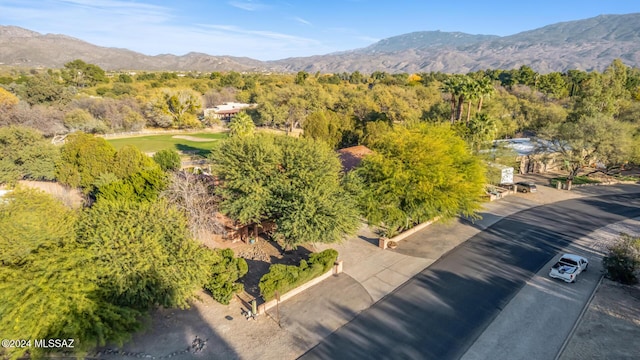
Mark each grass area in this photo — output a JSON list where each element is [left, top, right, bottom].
[[613, 174, 639, 182], [550, 175, 602, 186], [106, 132, 227, 155]]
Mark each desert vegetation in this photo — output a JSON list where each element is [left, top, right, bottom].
[[2, 57, 640, 358]]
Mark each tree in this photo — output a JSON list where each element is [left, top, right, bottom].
[[514, 65, 538, 87], [153, 148, 182, 171], [464, 113, 498, 151], [77, 199, 211, 310], [210, 134, 360, 248], [95, 148, 167, 203], [475, 77, 495, 113], [62, 59, 108, 88], [536, 114, 634, 187], [63, 108, 107, 133], [256, 101, 287, 127], [0, 189, 141, 359], [161, 171, 224, 239], [219, 71, 244, 89], [19, 73, 72, 106], [0, 126, 60, 184], [146, 89, 202, 128], [0, 87, 19, 112], [295, 71, 309, 85], [56, 132, 117, 191], [117, 73, 133, 83], [538, 72, 568, 99], [355, 124, 486, 236], [227, 111, 255, 137], [302, 110, 344, 148], [440, 75, 472, 123], [568, 62, 630, 120]]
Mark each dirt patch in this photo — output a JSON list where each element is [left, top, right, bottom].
[[560, 279, 640, 360], [92, 238, 316, 360], [219, 238, 312, 302], [172, 135, 218, 142], [17, 180, 84, 208], [197, 233, 314, 302]]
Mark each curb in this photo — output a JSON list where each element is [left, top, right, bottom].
[[554, 274, 604, 360]]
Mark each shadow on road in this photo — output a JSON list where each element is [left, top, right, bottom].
[[300, 193, 640, 360]]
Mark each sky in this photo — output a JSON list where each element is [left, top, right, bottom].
[[1, 0, 639, 61]]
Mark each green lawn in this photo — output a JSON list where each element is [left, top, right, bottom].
[[106, 132, 227, 155]]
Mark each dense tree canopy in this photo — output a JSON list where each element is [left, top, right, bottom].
[[210, 134, 360, 248], [302, 110, 345, 149], [354, 124, 486, 236], [0, 126, 60, 184], [62, 59, 108, 88], [56, 134, 167, 199], [56, 132, 117, 190], [536, 114, 635, 182], [0, 189, 141, 359], [146, 88, 202, 128], [77, 199, 210, 309]]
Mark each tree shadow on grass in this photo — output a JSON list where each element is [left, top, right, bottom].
[[175, 143, 209, 156]]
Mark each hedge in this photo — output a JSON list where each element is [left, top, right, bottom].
[[259, 249, 338, 301], [204, 248, 249, 304]]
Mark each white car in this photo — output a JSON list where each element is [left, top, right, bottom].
[[549, 254, 588, 283]]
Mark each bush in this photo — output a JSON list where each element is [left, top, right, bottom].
[[153, 149, 182, 172], [204, 248, 248, 305], [259, 249, 338, 301], [603, 233, 640, 285], [0, 126, 60, 184]]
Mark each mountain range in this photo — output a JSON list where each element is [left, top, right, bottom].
[[1, 13, 639, 74]]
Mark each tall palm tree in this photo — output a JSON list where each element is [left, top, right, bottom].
[[455, 76, 470, 123], [465, 80, 480, 125], [440, 76, 461, 123], [476, 77, 494, 113]]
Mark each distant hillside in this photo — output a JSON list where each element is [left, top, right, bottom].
[[1, 13, 640, 74], [358, 31, 500, 53], [0, 26, 270, 72], [271, 14, 640, 74]]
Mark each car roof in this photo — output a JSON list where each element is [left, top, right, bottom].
[[560, 253, 586, 262], [517, 181, 536, 185]]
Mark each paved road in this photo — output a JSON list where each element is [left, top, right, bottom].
[[300, 193, 640, 360]]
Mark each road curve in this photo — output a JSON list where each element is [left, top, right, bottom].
[[299, 192, 640, 360]]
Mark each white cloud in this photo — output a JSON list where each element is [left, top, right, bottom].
[[228, 1, 267, 11], [294, 17, 312, 26], [0, 0, 336, 60]]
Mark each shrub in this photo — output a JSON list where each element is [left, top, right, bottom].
[[259, 249, 338, 301], [0, 126, 60, 184], [603, 233, 640, 285], [153, 149, 182, 172], [204, 248, 248, 305]]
